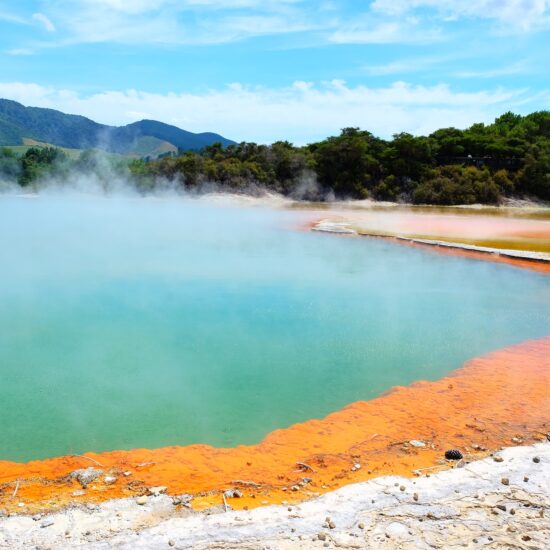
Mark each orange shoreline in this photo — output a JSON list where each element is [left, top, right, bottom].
[[1, 336, 549, 515], [374, 234, 550, 276], [1, 221, 549, 516]]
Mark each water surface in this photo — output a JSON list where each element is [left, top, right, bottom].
[[1, 194, 549, 461]]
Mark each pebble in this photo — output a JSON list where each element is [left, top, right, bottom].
[[72, 490, 85, 497], [123, 471, 132, 477], [168, 540, 175, 547], [328, 521, 336, 529], [496, 504, 506, 512], [522, 535, 531, 541], [409, 440, 426, 448], [104, 475, 117, 484], [413, 493, 419, 502], [224, 489, 243, 499], [32, 514, 42, 521], [524, 476, 529, 482], [291, 485, 300, 492], [148, 486, 168, 497], [399, 485, 406, 492], [533, 456, 540, 463], [318, 532, 327, 541], [172, 495, 193, 507], [501, 478, 509, 486], [136, 496, 148, 505], [493, 456, 503, 463], [358, 522, 365, 529]]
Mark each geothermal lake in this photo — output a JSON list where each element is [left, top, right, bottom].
[[1, 194, 549, 462]]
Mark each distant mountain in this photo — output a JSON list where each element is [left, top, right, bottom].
[[0, 98, 235, 157]]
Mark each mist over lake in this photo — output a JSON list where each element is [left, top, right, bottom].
[[1, 193, 549, 462]]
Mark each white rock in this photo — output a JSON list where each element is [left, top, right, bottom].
[[385, 521, 408, 538], [70, 468, 103, 488]]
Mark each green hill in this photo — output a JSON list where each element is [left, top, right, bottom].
[[0, 98, 235, 157]]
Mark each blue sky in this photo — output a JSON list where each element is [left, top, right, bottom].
[[0, 0, 549, 143]]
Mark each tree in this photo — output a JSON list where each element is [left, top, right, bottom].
[[312, 128, 380, 198]]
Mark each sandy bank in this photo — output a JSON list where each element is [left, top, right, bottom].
[[1, 442, 548, 549]]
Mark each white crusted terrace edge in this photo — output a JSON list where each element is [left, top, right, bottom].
[[1, 442, 548, 549], [312, 220, 550, 263]]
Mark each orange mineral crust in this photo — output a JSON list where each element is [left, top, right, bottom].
[[389, 237, 550, 276], [1, 337, 549, 515]]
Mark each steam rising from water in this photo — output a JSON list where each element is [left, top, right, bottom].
[[0, 191, 549, 462]]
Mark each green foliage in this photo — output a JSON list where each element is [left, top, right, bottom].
[[19, 147, 67, 186], [413, 165, 501, 205], [132, 111, 549, 204], [517, 144, 550, 200], [311, 128, 381, 198], [0, 147, 21, 181], [2, 110, 549, 205]]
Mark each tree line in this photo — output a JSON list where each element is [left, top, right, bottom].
[[1, 111, 549, 205]]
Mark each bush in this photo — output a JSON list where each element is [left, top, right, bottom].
[[413, 165, 501, 205]]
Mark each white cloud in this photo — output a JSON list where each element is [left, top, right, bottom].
[[1, 0, 548, 54], [0, 80, 541, 144], [6, 48, 35, 56], [371, 0, 550, 31], [32, 13, 56, 32], [455, 61, 530, 79], [27, 0, 316, 47], [363, 55, 451, 76], [0, 11, 29, 25], [330, 21, 443, 44]]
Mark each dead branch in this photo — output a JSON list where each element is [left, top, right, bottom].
[[222, 492, 228, 512], [72, 454, 104, 467], [230, 480, 261, 488], [296, 462, 315, 472], [12, 480, 20, 498]]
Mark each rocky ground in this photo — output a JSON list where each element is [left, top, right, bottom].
[[0, 443, 548, 549]]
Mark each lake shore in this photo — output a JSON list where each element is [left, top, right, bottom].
[[0, 199, 548, 547], [1, 336, 549, 519], [1, 442, 548, 549]]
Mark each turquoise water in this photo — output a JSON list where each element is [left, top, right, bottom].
[[1, 194, 549, 462]]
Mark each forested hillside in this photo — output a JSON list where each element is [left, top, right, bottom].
[[1, 111, 549, 205], [133, 111, 550, 204], [0, 99, 235, 156]]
